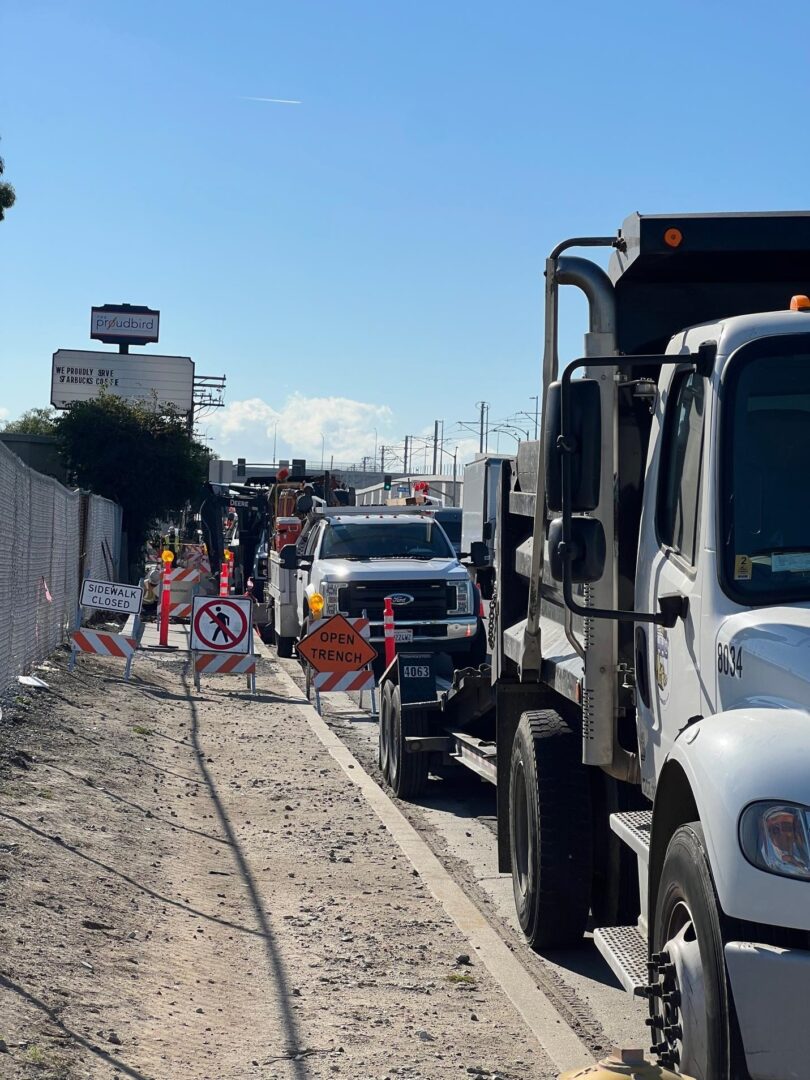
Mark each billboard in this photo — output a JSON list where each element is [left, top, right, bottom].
[[91, 305, 160, 345], [51, 350, 194, 412]]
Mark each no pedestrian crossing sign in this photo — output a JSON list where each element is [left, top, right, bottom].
[[297, 614, 377, 674], [191, 596, 252, 654], [80, 578, 144, 615]]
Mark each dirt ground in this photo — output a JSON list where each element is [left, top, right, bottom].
[[0, 645, 554, 1080]]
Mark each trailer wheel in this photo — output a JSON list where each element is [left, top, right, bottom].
[[650, 822, 740, 1078], [509, 709, 592, 949], [388, 687, 430, 799], [276, 634, 294, 659], [378, 682, 393, 777]]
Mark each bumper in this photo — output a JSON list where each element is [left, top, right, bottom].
[[366, 617, 479, 649], [725, 941, 810, 1079]]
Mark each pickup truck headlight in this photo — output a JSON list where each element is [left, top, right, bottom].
[[739, 801, 810, 880], [322, 581, 348, 616], [448, 580, 472, 615]]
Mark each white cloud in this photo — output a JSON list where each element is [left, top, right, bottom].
[[200, 393, 393, 466]]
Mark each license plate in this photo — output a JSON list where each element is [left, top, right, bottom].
[[393, 628, 414, 643]]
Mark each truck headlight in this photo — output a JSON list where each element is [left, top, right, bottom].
[[739, 801, 810, 880], [322, 581, 348, 616], [448, 580, 472, 615]]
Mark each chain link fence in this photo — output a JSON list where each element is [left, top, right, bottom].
[[0, 441, 123, 694]]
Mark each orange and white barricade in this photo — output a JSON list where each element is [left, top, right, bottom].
[[182, 543, 212, 576], [159, 566, 201, 625], [190, 595, 257, 694], [297, 614, 377, 714], [69, 576, 144, 680]]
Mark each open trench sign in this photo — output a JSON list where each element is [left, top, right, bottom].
[[297, 614, 377, 674]]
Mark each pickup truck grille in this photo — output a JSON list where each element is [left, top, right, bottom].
[[343, 580, 450, 621]]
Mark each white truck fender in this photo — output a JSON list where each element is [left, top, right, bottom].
[[664, 708, 810, 931]]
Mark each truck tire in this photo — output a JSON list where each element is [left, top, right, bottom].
[[388, 687, 430, 799], [378, 682, 393, 777], [276, 634, 294, 659], [509, 709, 592, 949], [650, 822, 741, 1079]]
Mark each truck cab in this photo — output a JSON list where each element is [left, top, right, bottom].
[[296, 508, 485, 665]]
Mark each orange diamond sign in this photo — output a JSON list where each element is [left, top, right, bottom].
[[297, 614, 377, 674]]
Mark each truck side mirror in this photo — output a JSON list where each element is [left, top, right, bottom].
[[279, 543, 299, 570], [547, 516, 605, 583], [544, 379, 601, 513], [469, 541, 488, 568]]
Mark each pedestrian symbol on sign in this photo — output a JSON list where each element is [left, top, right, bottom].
[[209, 605, 233, 643]]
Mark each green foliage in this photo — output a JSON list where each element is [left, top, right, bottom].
[[2, 407, 57, 434], [0, 138, 15, 222], [55, 395, 211, 562]]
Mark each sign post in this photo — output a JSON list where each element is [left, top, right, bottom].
[[297, 614, 377, 715]]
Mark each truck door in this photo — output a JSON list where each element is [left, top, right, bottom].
[[635, 367, 707, 793]]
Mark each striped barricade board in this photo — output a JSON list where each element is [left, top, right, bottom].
[[69, 628, 139, 680]]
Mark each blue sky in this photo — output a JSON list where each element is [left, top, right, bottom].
[[2, 0, 809, 469]]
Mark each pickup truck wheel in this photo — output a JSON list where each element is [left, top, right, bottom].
[[509, 709, 592, 949], [649, 822, 739, 1079], [378, 682, 393, 777], [388, 687, 430, 799], [276, 634, 294, 659]]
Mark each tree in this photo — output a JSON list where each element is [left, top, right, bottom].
[[55, 395, 211, 577], [2, 407, 57, 435], [0, 138, 15, 222]]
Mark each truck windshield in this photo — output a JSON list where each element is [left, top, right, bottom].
[[320, 521, 454, 560], [723, 336, 810, 603]]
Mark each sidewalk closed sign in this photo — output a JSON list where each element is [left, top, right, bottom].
[[80, 579, 144, 614]]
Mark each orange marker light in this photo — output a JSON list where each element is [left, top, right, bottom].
[[664, 227, 683, 248], [790, 295, 810, 311]]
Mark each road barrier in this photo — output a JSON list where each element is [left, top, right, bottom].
[[69, 574, 143, 680], [191, 594, 257, 693], [298, 614, 377, 713]]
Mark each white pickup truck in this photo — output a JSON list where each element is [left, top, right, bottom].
[[284, 507, 487, 666]]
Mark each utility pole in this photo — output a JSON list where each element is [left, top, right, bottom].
[[432, 420, 439, 475], [404, 435, 410, 474], [530, 395, 539, 438], [476, 401, 489, 454], [380, 445, 385, 472]]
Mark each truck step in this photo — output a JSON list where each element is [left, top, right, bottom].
[[593, 924, 648, 994], [610, 809, 652, 859]]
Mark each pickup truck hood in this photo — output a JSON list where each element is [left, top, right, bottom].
[[316, 557, 467, 581], [718, 605, 810, 712]]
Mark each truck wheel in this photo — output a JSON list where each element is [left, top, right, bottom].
[[509, 709, 592, 949], [650, 822, 740, 1079], [388, 687, 430, 799], [276, 635, 294, 659], [378, 682, 393, 777]]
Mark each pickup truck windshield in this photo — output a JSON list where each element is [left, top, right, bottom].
[[723, 337, 810, 603], [320, 521, 454, 560]]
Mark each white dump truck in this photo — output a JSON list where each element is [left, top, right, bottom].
[[378, 212, 810, 1079]]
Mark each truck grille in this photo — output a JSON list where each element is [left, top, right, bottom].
[[343, 580, 450, 621]]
